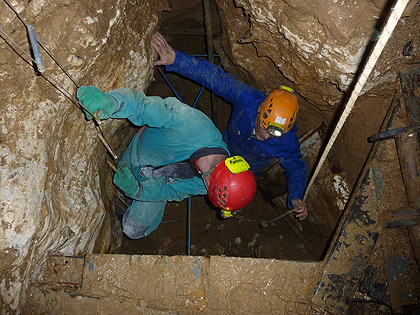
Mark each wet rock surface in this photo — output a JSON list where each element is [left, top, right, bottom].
[[1, 0, 419, 312], [216, 0, 419, 106], [0, 0, 165, 311]]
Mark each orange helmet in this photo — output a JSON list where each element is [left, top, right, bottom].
[[208, 156, 256, 211], [258, 86, 298, 137]]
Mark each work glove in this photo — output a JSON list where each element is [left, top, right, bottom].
[[77, 86, 115, 120], [113, 164, 142, 199]]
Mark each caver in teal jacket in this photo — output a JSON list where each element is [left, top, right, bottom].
[[105, 88, 229, 238], [166, 51, 307, 209]]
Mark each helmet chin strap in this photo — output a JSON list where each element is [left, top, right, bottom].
[[201, 167, 215, 179], [201, 167, 214, 190]]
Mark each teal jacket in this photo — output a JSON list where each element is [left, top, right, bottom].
[[107, 88, 229, 202]]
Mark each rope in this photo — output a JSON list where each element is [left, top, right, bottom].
[[303, 0, 409, 204], [158, 68, 193, 256], [2, 0, 118, 161]]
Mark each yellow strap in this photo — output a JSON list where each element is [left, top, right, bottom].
[[279, 85, 294, 93]]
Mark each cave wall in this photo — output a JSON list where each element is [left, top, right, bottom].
[[0, 0, 167, 311], [1, 0, 419, 312], [215, 0, 418, 106]]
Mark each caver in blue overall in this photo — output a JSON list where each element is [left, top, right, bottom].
[[105, 88, 228, 239], [166, 51, 307, 208]]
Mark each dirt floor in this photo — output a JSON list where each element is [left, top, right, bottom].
[[115, 189, 328, 261]]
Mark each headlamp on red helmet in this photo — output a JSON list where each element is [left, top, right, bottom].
[[207, 156, 256, 211]]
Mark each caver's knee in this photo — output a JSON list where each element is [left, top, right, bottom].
[[120, 199, 166, 239], [122, 212, 149, 239]]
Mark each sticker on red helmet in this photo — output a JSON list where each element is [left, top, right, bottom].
[[225, 156, 250, 174]]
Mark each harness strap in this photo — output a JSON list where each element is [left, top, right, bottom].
[[138, 147, 228, 180]]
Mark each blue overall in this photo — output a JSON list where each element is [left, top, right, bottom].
[[167, 51, 307, 208], [107, 88, 228, 239]]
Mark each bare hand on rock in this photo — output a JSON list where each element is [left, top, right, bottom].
[[152, 32, 176, 66]]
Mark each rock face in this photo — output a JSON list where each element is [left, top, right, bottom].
[[215, 0, 418, 107], [214, 0, 419, 184], [0, 0, 419, 312], [0, 0, 166, 311]]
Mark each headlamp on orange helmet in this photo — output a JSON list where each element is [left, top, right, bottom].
[[259, 86, 298, 137], [207, 156, 256, 211]]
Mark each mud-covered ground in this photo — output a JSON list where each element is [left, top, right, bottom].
[[116, 189, 328, 261]]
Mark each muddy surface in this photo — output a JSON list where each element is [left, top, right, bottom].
[[116, 190, 327, 260], [3, 0, 419, 312]]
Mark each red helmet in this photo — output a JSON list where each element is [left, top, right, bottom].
[[208, 156, 256, 211]]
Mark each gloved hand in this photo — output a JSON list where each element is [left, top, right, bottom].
[[113, 164, 142, 198], [77, 86, 115, 120]]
